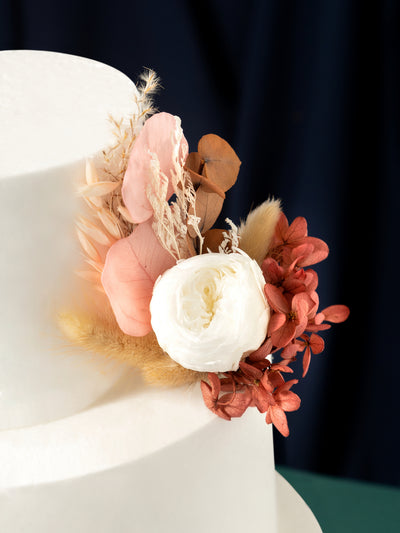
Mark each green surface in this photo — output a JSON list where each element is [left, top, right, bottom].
[[276, 466, 400, 533]]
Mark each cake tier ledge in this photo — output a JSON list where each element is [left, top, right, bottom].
[[0, 372, 278, 533]]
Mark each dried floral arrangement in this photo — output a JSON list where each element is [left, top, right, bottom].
[[59, 71, 349, 437]]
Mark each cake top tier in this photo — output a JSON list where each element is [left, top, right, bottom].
[[0, 50, 137, 178]]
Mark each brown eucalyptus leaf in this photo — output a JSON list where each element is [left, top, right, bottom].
[[185, 151, 202, 174], [198, 134, 241, 192], [203, 229, 226, 253], [186, 166, 225, 198], [191, 188, 224, 236], [185, 233, 197, 256]]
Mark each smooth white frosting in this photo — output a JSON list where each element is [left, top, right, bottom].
[[0, 50, 138, 429], [0, 51, 279, 533], [0, 50, 136, 178], [0, 374, 278, 532]]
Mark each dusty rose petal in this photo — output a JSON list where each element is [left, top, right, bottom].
[[252, 387, 272, 412], [302, 346, 311, 377], [264, 284, 290, 314], [102, 219, 176, 336], [207, 372, 222, 396], [122, 112, 188, 223], [321, 305, 350, 323], [271, 321, 297, 348], [265, 370, 285, 390], [297, 237, 329, 267], [277, 390, 301, 412], [248, 338, 274, 362], [286, 217, 308, 241], [262, 257, 284, 284], [309, 333, 325, 354], [306, 323, 331, 332], [267, 312, 287, 335], [268, 405, 290, 437], [239, 361, 263, 380], [222, 391, 252, 418], [273, 213, 289, 244], [201, 381, 217, 409]]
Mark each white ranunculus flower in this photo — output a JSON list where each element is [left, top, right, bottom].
[[150, 252, 270, 372]]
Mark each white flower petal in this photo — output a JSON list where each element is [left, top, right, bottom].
[[150, 252, 270, 372]]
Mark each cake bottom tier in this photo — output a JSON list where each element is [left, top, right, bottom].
[[0, 372, 278, 533]]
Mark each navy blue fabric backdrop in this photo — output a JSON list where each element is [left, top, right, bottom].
[[1, 0, 398, 486]]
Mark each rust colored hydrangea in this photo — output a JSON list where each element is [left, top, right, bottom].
[[201, 214, 349, 437]]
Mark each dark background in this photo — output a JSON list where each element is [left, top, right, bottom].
[[1, 0, 398, 486]]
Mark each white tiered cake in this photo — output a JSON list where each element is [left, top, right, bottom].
[[0, 51, 280, 533]]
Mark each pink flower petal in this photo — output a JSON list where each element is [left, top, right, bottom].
[[276, 390, 301, 412], [309, 333, 325, 354], [292, 292, 310, 321], [239, 361, 263, 380], [298, 237, 329, 266], [273, 213, 289, 244], [302, 346, 311, 377], [248, 338, 274, 361], [222, 391, 252, 418], [286, 217, 308, 241], [266, 370, 285, 390], [262, 257, 284, 284], [207, 372, 222, 397], [271, 320, 297, 348], [268, 405, 290, 437], [267, 312, 287, 334], [102, 219, 176, 336], [264, 284, 291, 314], [122, 112, 189, 223], [320, 304, 350, 323]]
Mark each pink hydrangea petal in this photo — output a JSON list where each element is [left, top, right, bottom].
[[264, 283, 291, 314], [267, 312, 287, 335], [309, 333, 325, 354], [268, 405, 290, 437], [101, 219, 176, 336], [122, 112, 188, 223], [286, 216, 308, 241], [271, 320, 297, 348], [321, 304, 350, 323], [298, 237, 329, 266]]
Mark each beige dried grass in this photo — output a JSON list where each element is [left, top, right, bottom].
[[58, 307, 203, 387], [76, 70, 161, 284], [146, 117, 203, 261], [238, 198, 281, 264]]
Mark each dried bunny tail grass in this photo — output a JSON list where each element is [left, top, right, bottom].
[[141, 356, 205, 387], [238, 198, 281, 265], [57, 309, 202, 387], [147, 116, 203, 261]]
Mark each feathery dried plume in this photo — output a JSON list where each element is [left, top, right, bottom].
[[135, 69, 161, 123], [147, 118, 203, 261], [76, 71, 162, 285], [219, 218, 240, 254]]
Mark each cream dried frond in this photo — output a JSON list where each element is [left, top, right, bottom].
[[218, 218, 240, 254], [147, 117, 203, 261], [76, 70, 161, 285]]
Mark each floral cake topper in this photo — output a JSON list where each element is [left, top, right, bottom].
[[59, 71, 349, 436]]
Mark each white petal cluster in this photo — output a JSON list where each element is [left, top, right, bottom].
[[150, 252, 270, 372]]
